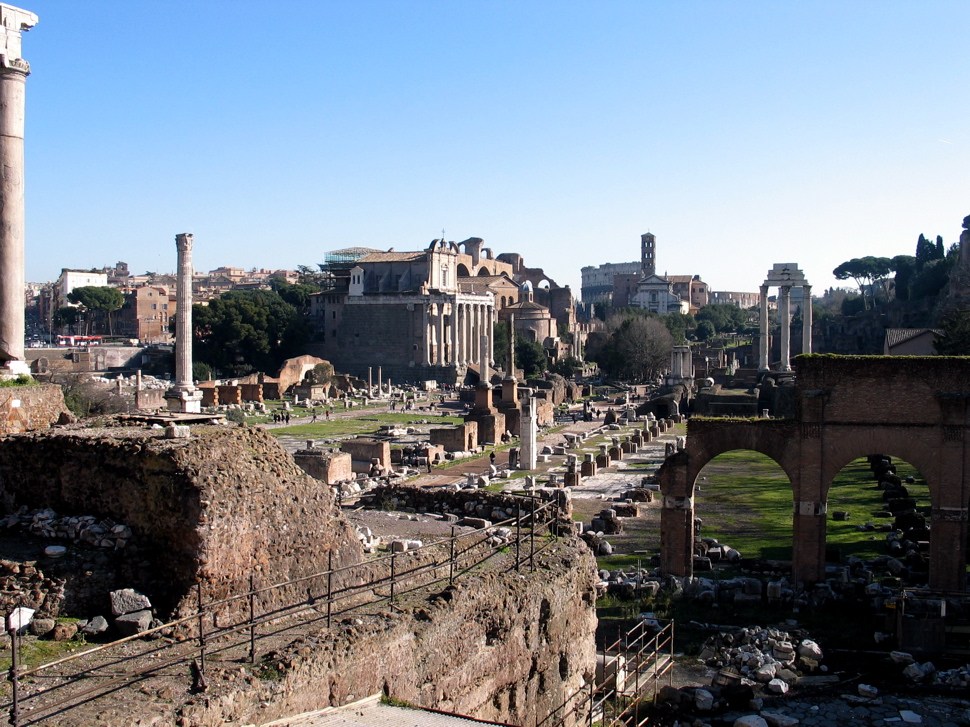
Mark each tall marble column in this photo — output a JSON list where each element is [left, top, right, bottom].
[[801, 284, 813, 355], [436, 305, 445, 365], [758, 285, 769, 371], [423, 307, 432, 365], [166, 233, 202, 412], [0, 5, 37, 377], [779, 285, 792, 372]]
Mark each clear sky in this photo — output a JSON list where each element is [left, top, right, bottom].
[[20, 1, 970, 296]]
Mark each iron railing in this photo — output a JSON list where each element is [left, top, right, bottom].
[[2, 495, 562, 726]]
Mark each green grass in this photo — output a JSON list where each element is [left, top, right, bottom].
[[270, 412, 464, 438], [695, 449, 795, 560], [826, 457, 928, 559], [696, 451, 930, 562]]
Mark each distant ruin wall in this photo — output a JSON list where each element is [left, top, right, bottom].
[[0, 384, 70, 435], [0, 425, 362, 617]]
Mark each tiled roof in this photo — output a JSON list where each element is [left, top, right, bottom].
[[358, 252, 426, 263], [884, 328, 942, 348]]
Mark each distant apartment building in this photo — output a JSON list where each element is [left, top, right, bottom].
[[57, 269, 108, 300], [116, 286, 177, 343], [710, 291, 761, 309]]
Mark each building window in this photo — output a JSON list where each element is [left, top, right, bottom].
[[151, 303, 157, 310]]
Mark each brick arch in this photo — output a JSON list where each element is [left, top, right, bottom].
[[819, 427, 940, 507], [676, 421, 800, 497], [660, 356, 970, 593]]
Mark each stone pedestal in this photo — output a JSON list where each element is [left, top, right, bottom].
[[519, 394, 537, 470]]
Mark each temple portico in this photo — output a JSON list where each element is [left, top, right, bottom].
[[423, 294, 494, 369], [759, 263, 812, 372], [0, 4, 36, 377]]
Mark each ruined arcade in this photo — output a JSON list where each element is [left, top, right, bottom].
[[659, 355, 970, 592]]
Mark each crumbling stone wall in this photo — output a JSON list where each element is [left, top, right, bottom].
[[430, 422, 478, 452], [0, 425, 362, 617], [180, 541, 598, 727], [0, 384, 71, 435]]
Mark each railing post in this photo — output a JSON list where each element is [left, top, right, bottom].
[[587, 677, 594, 727], [327, 550, 333, 628], [530, 495, 536, 572], [248, 574, 256, 664], [8, 623, 19, 727], [449, 526, 456, 585], [196, 582, 206, 679], [515, 501, 521, 572], [390, 553, 396, 604]]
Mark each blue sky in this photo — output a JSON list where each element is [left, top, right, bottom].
[[21, 1, 970, 296]]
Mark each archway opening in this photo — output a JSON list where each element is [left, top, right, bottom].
[[826, 455, 932, 581], [456, 264, 471, 277], [693, 449, 793, 566]]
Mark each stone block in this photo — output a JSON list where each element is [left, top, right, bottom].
[[82, 615, 109, 636], [52, 622, 77, 642], [29, 618, 55, 637], [115, 609, 153, 637], [110, 588, 153, 617], [164, 425, 191, 439]]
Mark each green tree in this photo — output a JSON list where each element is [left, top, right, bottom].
[[53, 306, 80, 333], [192, 290, 309, 376], [306, 361, 335, 385], [832, 257, 892, 309], [515, 335, 547, 378], [548, 356, 582, 378], [660, 312, 696, 342], [695, 319, 716, 341], [595, 316, 672, 382], [270, 278, 320, 313], [492, 320, 511, 372], [66, 286, 125, 335], [890, 255, 916, 302], [934, 309, 970, 355]]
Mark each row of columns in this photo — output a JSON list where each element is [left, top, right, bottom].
[[759, 283, 812, 372], [425, 300, 493, 367]]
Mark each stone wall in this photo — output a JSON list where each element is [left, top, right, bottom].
[[0, 384, 71, 435], [179, 540, 597, 727], [0, 425, 362, 618], [430, 422, 478, 452], [292, 448, 353, 484], [340, 438, 391, 468]]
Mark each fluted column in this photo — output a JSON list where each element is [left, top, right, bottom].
[[801, 284, 813, 355], [0, 5, 37, 376], [758, 285, 770, 371], [166, 233, 202, 412], [779, 285, 791, 371], [436, 304, 445, 365], [424, 305, 432, 365]]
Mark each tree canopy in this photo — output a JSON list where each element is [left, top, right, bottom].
[[832, 257, 892, 310], [592, 315, 672, 382], [192, 290, 309, 376], [66, 286, 125, 334]]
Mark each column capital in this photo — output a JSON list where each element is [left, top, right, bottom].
[[0, 5, 37, 73], [176, 232, 194, 253]]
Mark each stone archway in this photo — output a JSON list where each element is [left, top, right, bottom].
[[659, 356, 970, 592]]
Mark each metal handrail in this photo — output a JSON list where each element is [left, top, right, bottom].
[[3, 494, 562, 726]]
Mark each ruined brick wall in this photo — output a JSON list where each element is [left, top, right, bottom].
[[292, 449, 353, 484], [0, 425, 362, 617], [340, 438, 391, 467], [181, 541, 598, 727], [0, 384, 71, 435], [430, 422, 478, 452]]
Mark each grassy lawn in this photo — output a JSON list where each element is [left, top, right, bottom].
[[270, 412, 465, 438], [826, 457, 928, 559], [694, 450, 930, 562], [695, 449, 795, 561]]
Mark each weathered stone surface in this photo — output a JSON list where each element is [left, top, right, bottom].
[[81, 615, 109, 635], [110, 588, 152, 616], [734, 716, 769, 727], [115, 609, 153, 636], [761, 712, 799, 727], [29, 617, 54, 636], [52, 622, 77, 641], [0, 426, 363, 620]]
